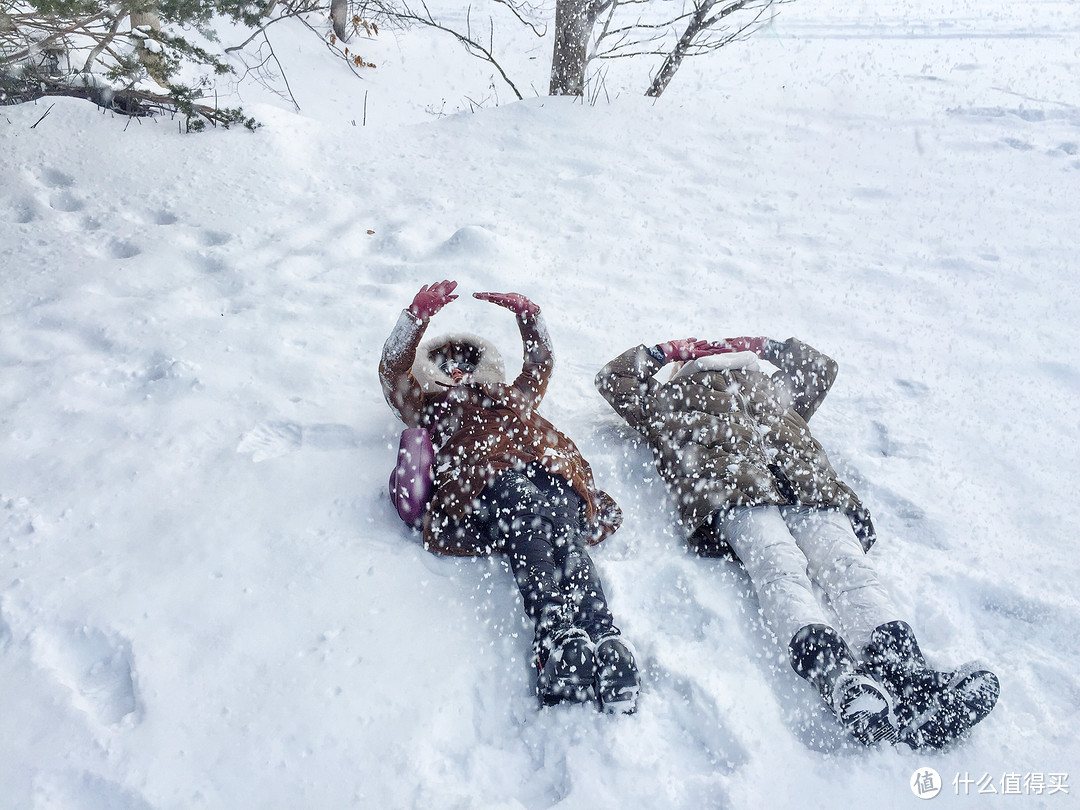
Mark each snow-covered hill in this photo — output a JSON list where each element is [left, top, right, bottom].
[[1, 1, 1078, 807]]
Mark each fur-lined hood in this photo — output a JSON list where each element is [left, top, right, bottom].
[[411, 332, 505, 394]]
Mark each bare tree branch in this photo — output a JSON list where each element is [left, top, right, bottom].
[[224, 7, 306, 52], [80, 10, 127, 73], [491, 0, 546, 37], [287, 8, 366, 79], [396, 0, 523, 99], [262, 30, 300, 109], [645, 0, 771, 97]]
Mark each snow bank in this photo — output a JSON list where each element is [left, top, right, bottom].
[[1, 0, 1078, 807]]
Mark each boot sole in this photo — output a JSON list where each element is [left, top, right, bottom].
[[903, 667, 1000, 749], [595, 638, 640, 714], [538, 642, 596, 707], [837, 674, 899, 746], [597, 675, 639, 714]]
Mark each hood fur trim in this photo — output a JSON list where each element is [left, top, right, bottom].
[[412, 332, 505, 394]]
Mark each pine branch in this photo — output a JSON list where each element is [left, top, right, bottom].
[[0, 9, 110, 66]]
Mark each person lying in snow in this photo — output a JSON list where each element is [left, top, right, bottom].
[[595, 335, 999, 748], [380, 280, 639, 712]]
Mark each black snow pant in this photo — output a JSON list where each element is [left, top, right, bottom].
[[472, 463, 615, 644]]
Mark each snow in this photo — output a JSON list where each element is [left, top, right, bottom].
[[1, 0, 1078, 807]]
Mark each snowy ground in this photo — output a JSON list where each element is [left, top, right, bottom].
[[2, 0, 1079, 807]]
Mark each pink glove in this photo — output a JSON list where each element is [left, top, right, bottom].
[[656, 338, 733, 362], [473, 291, 540, 318], [720, 336, 769, 355], [409, 280, 458, 320]]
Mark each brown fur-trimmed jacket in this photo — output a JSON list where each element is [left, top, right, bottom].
[[595, 339, 875, 555], [380, 308, 622, 556]]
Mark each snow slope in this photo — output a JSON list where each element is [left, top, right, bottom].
[[1, 1, 1078, 807]]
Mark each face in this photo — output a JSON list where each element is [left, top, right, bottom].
[[438, 350, 479, 385]]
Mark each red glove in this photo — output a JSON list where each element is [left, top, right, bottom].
[[409, 280, 458, 320], [473, 291, 540, 318], [656, 338, 732, 362]]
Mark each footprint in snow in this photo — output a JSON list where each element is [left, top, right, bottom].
[[38, 167, 74, 188], [201, 229, 231, 247], [9, 196, 40, 224], [49, 190, 85, 212], [33, 769, 154, 810], [238, 421, 303, 461], [108, 239, 141, 259], [966, 576, 1080, 646], [29, 622, 140, 727], [238, 421, 361, 461], [1001, 137, 1034, 152], [646, 666, 748, 772], [895, 377, 930, 397]]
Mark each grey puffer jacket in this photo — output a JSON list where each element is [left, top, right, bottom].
[[595, 338, 875, 555]]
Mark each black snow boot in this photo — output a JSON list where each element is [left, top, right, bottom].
[[789, 624, 898, 746], [534, 607, 596, 707], [593, 633, 640, 714], [864, 621, 999, 750]]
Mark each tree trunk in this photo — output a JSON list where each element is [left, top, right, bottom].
[[646, 0, 756, 98], [130, 9, 164, 84], [330, 0, 348, 40], [645, 3, 709, 98], [549, 0, 592, 96]]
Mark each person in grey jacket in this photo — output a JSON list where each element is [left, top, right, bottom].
[[596, 335, 999, 749]]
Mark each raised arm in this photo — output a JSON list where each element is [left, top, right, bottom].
[[473, 291, 552, 409], [688, 334, 839, 421], [713, 335, 838, 421], [595, 346, 664, 434], [759, 337, 839, 422], [379, 280, 458, 426], [595, 339, 725, 433]]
